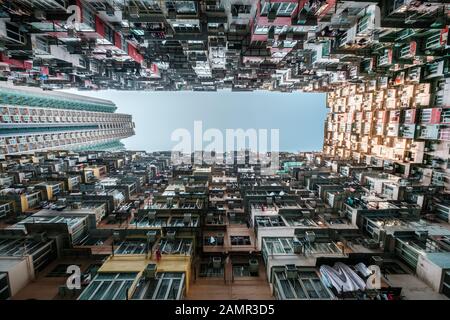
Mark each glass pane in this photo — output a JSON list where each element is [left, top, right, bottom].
[[102, 281, 122, 300], [302, 279, 319, 299], [115, 280, 133, 300], [155, 279, 170, 299], [167, 279, 181, 299], [91, 281, 112, 300], [79, 281, 101, 300], [279, 279, 295, 299], [292, 280, 307, 299], [312, 279, 330, 299]]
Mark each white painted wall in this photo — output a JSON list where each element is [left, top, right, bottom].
[[0, 256, 35, 297], [416, 254, 443, 292]]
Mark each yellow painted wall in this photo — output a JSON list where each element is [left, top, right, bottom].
[[98, 254, 192, 299], [20, 194, 28, 212]]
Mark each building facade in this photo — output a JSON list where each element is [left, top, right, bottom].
[[0, 83, 135, 155]]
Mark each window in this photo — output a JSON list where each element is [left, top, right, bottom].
[[159, 239, 193, 255], [231, 4, 251, 16], [35, 37, 50, 53], [0, 203, 12, 218], [263, 238, 294, 255], [232, 264, 258, 277], [115, 239, 147, 255], [255, 25, 269, 35], [166, 1, 196, 14], [274, 26, 288, 34], [78, 273, 137, 300], [256, 216, 285, 227], [357, 14, 371, 34], [261, 3, 270, 15], [132, 272, 184, 300], [277, 3, 297, 16], [0, 273, 10, 300], [261, 2, 297, 16], [273, 269, 332, 300], [199, 263, 224, 277], [81, 7, 95, 30], [230, 235, 251, 246], [203, 235, 224, 246], [283, 40, 297, 48], [104, 25, 114, 43], [172, 23, 200, 33]]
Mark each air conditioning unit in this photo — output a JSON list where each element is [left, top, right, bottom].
[[34, 10, 46, 20], [112, 231, 121, 241], [213, 257, 222, 269], [129, 7, 140, 18], [305, 231, 316, 243], [147, 210, 156, 220], [183, 213, 192, 224], [144, 263, 157, 279], [285, 264, 298, 279], [71, 202, 82, 209], [372, 228, 384, 242], [249, 259, 259, 273], [34, 232, 48, 243], [146, 230, 157, 243], [415, 230, 428, 241], [364, 239, 379, 249], [302, 211, 312, 218], [372, 256, 383, 267], [166, 230, 176, 240], [292, 240, 303, 254]]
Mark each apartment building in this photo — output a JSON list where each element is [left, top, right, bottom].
[[0, 83, 135, 155], [0, 150, 447, 300]]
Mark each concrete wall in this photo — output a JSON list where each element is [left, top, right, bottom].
[[416, 254, 443, 292], [0, 256, 35, 297]]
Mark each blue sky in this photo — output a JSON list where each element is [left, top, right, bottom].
[[70, 89, 327, 152]]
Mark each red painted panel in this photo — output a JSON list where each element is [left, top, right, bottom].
[[440, 26, 449, 46], [431, 108, 442, 124], [24, 61, 33, 70], [317, 0, 336, 21], [95, 16, 105, 37], [0, 53, 27, 69], [76, 0, 83, 22], [256, 16, 292, 26], [40, 66, 49, 75], [114, 32, 122, 49], [127, 44, 143, 64], [251, 33, 268, 42]]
